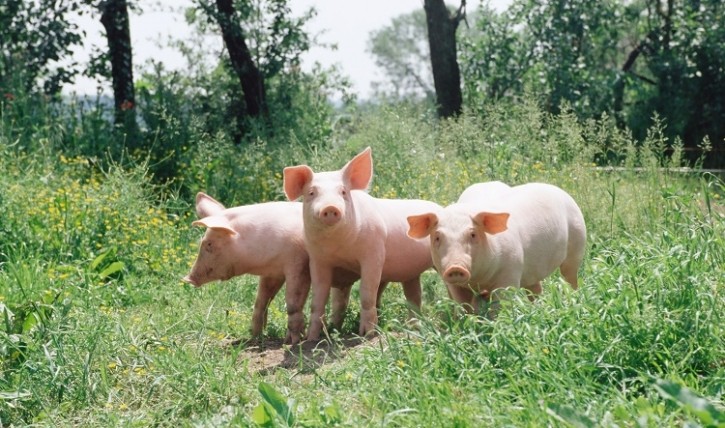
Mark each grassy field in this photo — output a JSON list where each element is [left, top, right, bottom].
[[1, 104, 723, 426]]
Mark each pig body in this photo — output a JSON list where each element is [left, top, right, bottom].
[[182, 193, 359, 344], [283, 148, 441, 340], [457, 181, 512, 204], [407, 182, 586, 310]]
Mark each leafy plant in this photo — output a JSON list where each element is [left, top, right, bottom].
[[252, 382, 296, 427], [653, 379, 724, 427]]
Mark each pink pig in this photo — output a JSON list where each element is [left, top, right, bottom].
[[283, 147, 441, 340], [182, 192, 358, 344], [407, 182, 586, 311]]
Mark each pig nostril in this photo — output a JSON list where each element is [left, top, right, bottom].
[[321, 207, 341, 223], [444, 267, 470, 282]]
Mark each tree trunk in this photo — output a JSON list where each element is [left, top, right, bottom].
[[424, 0, 464, 118], [99, 0, 138, 139], [214, 0, 268, 119]]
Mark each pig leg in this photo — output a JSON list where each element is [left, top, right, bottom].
[[284, 266, 311, 345], [560, 257, 582, 290], [358, 262, 384, 337], [375, 282, 389, 308], [401, 278, 422, 312], [523, 281, 542, 302], [251, 276, 285, 337], [561, 226, 586, 289], [306, 261, 333, 341], [329, 285, 352, 331], [477, 289, 502, 319], [446, 284, 475, 313]]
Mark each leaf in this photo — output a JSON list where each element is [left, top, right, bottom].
[[98, 261, 125, 279], [90, 249, 110, 271], [258, 382, 295, 426], [251, 402, 274, 427], [653, 379, 724, 427], [545, 402, 596, 428], [21, 311, 39, 334]]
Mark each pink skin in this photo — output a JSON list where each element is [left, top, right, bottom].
[[182, 193, 360, 345], [283, 147, 441, 341], [408, 182, 586, 313]]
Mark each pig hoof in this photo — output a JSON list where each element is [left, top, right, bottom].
[[284, 332, 302, 345], [305, 333, 321, 343], [358, 326, 378, 338]]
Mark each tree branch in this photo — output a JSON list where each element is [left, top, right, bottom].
[[621, 30, 658, 85], [453, 0, 467, 27]]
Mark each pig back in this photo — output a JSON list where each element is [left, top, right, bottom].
[[457, 181, 512, 205]]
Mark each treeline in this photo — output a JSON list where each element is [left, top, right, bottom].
[[371, 0, 725, 167], [1, 0, 723, 190]]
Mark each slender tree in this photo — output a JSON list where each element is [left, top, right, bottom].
[[99, 0, 138, 137], [424, 0, 465, 118]]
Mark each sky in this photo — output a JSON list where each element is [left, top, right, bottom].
[[68, 0, 511, 98]]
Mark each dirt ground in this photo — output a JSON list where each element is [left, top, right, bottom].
[[224, 334, 383, 374]]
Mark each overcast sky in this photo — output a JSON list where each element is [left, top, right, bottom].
[[68, 0, 511, 98]]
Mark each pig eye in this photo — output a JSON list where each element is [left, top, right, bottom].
[[341, 189, 347, 196], [470, 231, 477, 240]]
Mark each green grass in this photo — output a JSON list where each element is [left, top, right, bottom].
[[1, 103, 723, 426]]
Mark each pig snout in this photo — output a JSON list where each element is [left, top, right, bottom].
[[443, 265, 471, 285], [319, 205, 342, 225], [182, 274, 202, 287]]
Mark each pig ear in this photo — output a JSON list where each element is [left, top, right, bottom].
[[195, 192, 225, 218], [407, 213, 438, 239], [472, 212, 509, 235], [191, 216, 237, 236], [342, 147, 373, 190], [283, 165, 314, 201]]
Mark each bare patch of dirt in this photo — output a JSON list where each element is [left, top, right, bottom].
[[223, 335, 383, 374]]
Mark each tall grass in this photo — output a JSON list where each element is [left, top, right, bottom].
[[1, 97, 723, 426]]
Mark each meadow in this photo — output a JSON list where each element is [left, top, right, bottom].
[[1, 102, 723, 427]]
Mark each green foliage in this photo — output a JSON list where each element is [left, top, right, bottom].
[[462, 0, 625, 118], [624, 0, 725, 165], [459, 0, 724, 166], [1, 0, 347, 194], [0, 0, 86, 95], [190, 0, 313, 79], [118, 0, 349, 191], [460, 4, 532, 105]]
